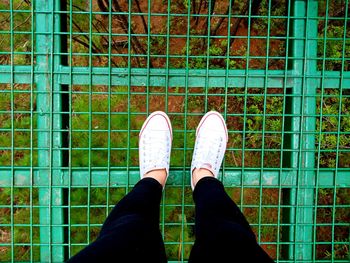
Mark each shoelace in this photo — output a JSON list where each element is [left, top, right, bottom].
[[143, 132, 169, 167], [194, 133, 224, 171]]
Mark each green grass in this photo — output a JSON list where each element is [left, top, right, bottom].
[[0, 187, 40, 261], [0, 84, 37, 167], [316, 188, 350, 260]]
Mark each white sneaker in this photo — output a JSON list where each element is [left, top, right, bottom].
[[191, 111, 228, 190], [139, 111, 172, 184]]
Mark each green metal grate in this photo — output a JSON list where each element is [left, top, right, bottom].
[[0, 0, 349, 262]]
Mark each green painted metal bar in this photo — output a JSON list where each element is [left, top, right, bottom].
[[329, 0, 348, 260], [35, 0, 53, 260], [1, 65, 350, 88], [180, 1, 191, 260], [9, 0, 15, 261], [313, 0, 330, 260], [87, 0, 93, 246], [294, 0, 318, 260], [105, 0, 113, 251], [29, 1, 36, 261], [58, 67, 291, 87], [277, 0, 293, 259], [51, 0, 66, 260], [160, 0, 172, 242], [34, 0, 64, 261], [1, 168, 349, 188], [67, 0, 74, 258], [282, 0, 305, 259]]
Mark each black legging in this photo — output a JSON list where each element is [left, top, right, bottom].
[[67, 177, 274, 262]]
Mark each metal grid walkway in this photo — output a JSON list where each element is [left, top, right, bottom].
[[0, 0, 349, 262]]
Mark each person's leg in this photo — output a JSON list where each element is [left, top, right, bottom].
[[189, 111, 274, 262], [189, 175, 274, 262], [68, 177, 167, 263], [68, 111, 173, 262]]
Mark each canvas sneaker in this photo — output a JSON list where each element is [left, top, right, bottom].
[[139, 111, 172, 185], [191, 111, 228, 190]]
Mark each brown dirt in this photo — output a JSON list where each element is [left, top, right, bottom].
[[90, 0, 285, 69], [0, 228, 10, 254]]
